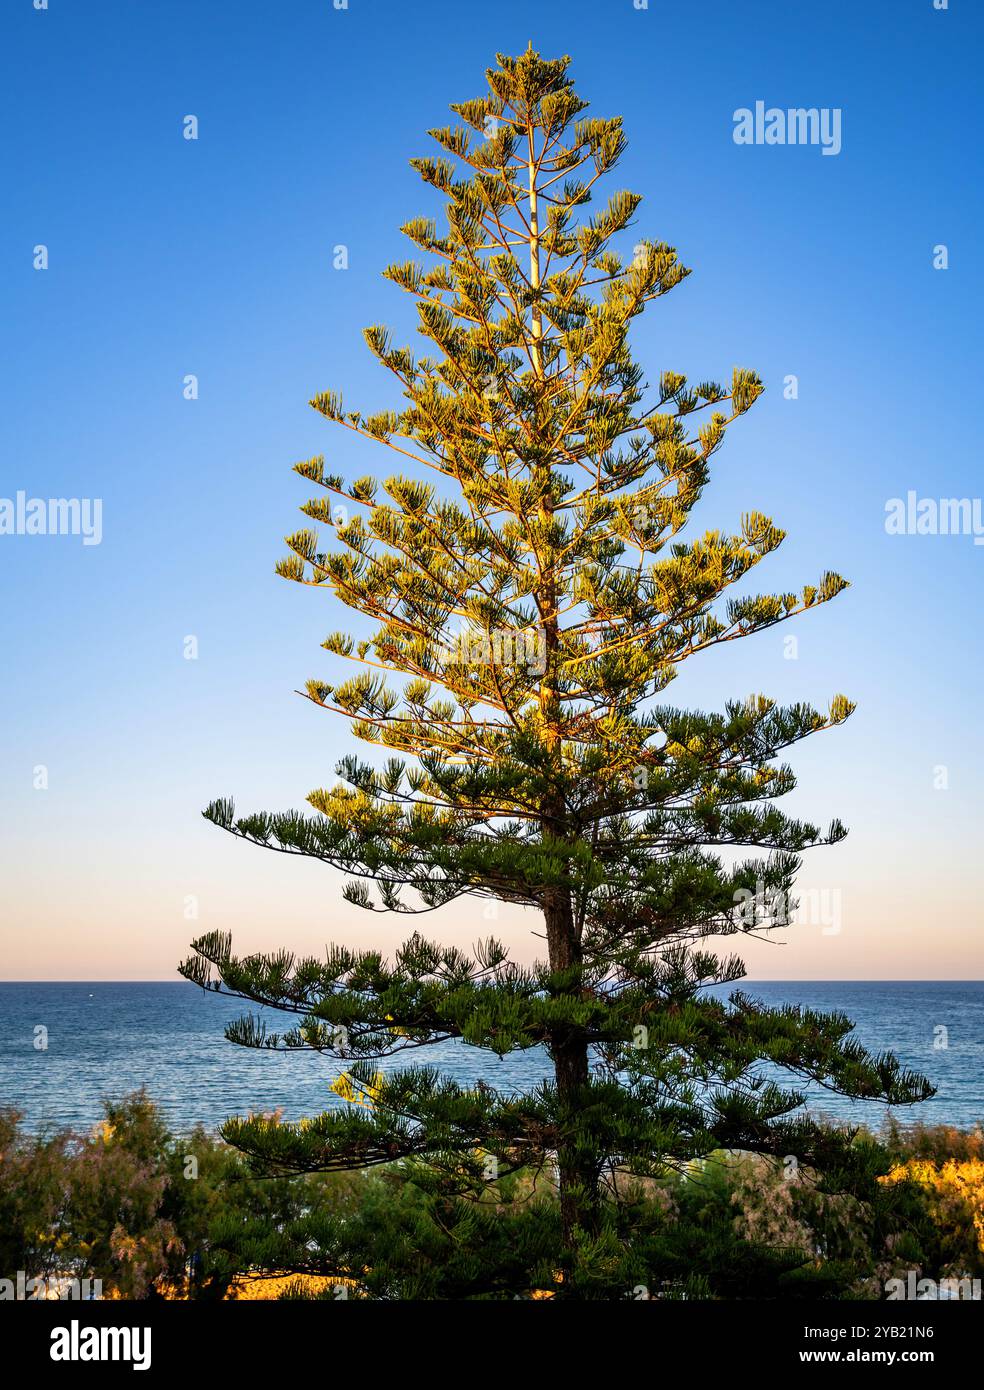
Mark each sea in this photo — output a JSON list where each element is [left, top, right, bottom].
[[0, 981, 980, 1136]]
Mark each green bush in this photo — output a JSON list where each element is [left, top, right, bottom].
[[0, 1093, 976, 1299]]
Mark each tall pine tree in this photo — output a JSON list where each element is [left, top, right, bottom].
[[181, 48, 930, 1299]]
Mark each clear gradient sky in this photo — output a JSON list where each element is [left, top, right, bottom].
[[1, 0, 981, 980]]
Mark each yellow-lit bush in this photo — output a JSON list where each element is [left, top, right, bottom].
[[881, 1158, 984, 1277]]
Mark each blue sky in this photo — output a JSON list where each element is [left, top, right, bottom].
[[1, 0, 981, 979]]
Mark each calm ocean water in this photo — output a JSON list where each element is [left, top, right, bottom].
[[0, 981, 980, 1135]]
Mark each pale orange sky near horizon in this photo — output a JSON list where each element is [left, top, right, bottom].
[[1, 823, 979, 982]]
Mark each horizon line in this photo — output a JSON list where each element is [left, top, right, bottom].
[[2, 978, 982, 987]]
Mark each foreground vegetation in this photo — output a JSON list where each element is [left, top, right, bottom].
[[1, 1092, 981, 1300]]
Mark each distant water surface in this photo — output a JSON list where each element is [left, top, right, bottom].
[[0, 981, 980, 1134]]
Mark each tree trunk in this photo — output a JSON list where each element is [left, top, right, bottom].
[[543, 882, 598, 1291], [526, 103, 599, 1292]]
